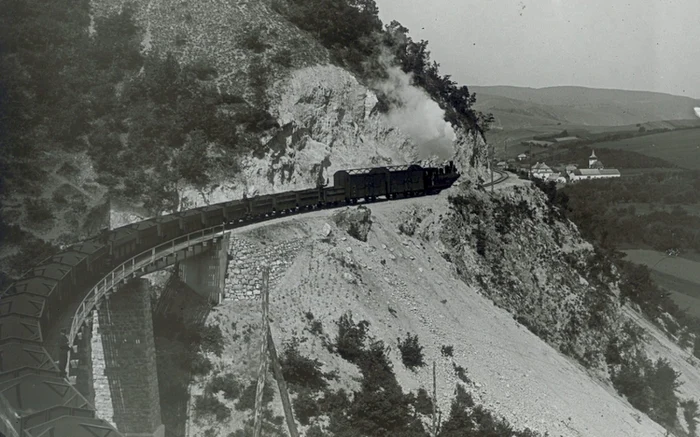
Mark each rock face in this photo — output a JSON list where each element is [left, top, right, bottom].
[[434, 182, 616, 368], [332, 205, 372, 242]]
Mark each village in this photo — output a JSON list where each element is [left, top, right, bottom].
[[498, 149, 621, 185]]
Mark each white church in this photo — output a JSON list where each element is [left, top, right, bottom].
[[567, 150, 621, 182]]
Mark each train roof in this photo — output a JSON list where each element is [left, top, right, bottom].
[[154, 214, 180, 224], [0, 372, 91, 415], [335, 164, 424, 175], [0, 292, 46, 319], [178, 209, 201, 217], [108, 226, 138, 242], [51, 251, 88, 267], [71, 240, 105, 255], [32, 263, 72, 281], [129, 219, 159, 231], [11, 277, 58, 298], [0, 314, 43, 343], [24, 414, 122, 437], [0, 341, 56, 377]]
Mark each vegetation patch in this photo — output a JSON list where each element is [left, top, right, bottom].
[[280, 337, 330, 392], [397, 332, 426, 370]]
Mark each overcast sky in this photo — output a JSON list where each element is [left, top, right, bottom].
[[375, 0, 700, 98]]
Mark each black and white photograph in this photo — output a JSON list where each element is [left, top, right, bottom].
[[1, 0, 699, 436]]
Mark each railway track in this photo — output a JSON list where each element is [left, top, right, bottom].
[[482, 169, 509, 188]]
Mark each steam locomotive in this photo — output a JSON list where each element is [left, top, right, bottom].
[[0, 161, 459, 436]]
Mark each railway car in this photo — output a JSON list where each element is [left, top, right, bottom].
[[129, 219, 161, 251], [334, 167, 390, 202], [0, 314, 43, 343], [250, 194, 276, 217], [32, 263, 74, 305], [154, 214, 181, 240], [298, 187, 323, 209], [387, 164, 425, 197], [223, 199, 248, 223], [273, 191, 300, 213], [107, 226, 139, 263], [6, 277, 59, 329], [0, 341, 58, 379], [178, 209, 205, 233], [71, 240, 108, 273], [201, 205, 226, 228]]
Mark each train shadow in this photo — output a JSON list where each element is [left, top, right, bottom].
[[152, 274, 211, 437]]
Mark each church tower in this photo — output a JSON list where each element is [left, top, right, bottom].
[[589, 150, 600, 169]]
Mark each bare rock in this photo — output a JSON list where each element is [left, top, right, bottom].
[[332, 206, 372, 242]]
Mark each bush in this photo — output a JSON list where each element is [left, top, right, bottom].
[[335, 312, 369, 363], [441, 345, 454, 357], [208, 373, 240, 400], [438, 385, 542, 437], [682, 399, 699, 436], [194, 393, 231, 421], [280, 337, 329, 392], [293, 389, 321, 426], [397, 333, 426, 370], [197, 324, 225, 357], [189, 352, 213, 377], [611, 353, 682, 429]]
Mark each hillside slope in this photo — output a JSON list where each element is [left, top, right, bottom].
[[472, 85, 700, 126], [181, 180, 700, 437]]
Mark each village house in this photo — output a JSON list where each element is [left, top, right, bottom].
[[530, 162, 554, 180], [567, 150, 620, 181]]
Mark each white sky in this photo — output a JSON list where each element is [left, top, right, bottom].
[[375, 0, 700, 98]]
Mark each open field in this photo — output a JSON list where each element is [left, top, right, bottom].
[[623, 249, 700, 317], [589, 128, 700, 170], [650, 271, 700, 318]]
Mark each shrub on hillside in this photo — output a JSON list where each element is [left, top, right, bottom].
[[208, 373, 240, 400], [682, 399, 699, 436], [196, 324, 225, 358], [194, 392, 231, 421], [334, 312, 370, 362], [189, 352, 213, 377], [293, 389, 321, 425], [397, 333, 426, 370], [280, 337, 329, 392], [438, 385, 543, 437], [611, 354, 682, 429]]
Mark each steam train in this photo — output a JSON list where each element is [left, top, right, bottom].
[[0, 161, 459, 436]]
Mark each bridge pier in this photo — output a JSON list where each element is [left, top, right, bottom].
[[177, 232, 230, 304], [97, 279, 165, 437]]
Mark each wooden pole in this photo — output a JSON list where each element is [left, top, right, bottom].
[[253, 267, 271, 437], [431, 361, 437, 436], [268, 327, 300, 437]]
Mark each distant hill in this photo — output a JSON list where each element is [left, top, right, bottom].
[[472, 85, 700, 152], [473, 85, 700, 129]]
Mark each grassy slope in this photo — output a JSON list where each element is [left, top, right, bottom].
[[591, 128, 700, 170], [623, 249, 700, 318]]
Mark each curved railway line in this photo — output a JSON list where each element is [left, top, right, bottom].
[[0, 163, 510, 437]]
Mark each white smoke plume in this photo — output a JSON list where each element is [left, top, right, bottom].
[[373, 63, 457, 161]]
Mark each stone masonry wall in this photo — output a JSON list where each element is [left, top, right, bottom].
[[225, 236, 305, 301], [91, 309, 116, 429], [98, 279, 163, 436]]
